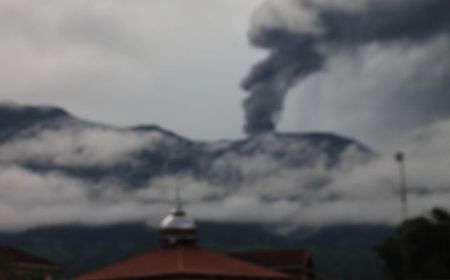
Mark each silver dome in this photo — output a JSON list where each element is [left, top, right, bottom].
[[160, 192, 197, 246], [160, 187, 196, 235], [160, 209, 196, 230]]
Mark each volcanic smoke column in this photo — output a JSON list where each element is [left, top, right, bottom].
[[241, 29, 323, 135], [241, 0, 450, 135]]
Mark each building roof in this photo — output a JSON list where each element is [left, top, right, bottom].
[[233, 251, 340, 280], [160, 208, 196, 231], [75, 245, 292, 280], [232, 250, 313, 268], [160, 187, 197, 246], [160, 188, 195, 231], [0, 246, 59, 270]]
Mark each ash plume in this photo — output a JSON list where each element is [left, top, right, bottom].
[[242, 0, 450, 135]]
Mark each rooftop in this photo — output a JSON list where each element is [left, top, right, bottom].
[[0, 246, 59, 270], [75, 245, 292, 280]]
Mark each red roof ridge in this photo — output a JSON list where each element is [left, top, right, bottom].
[[177, 246, 183, 272], [232, 249, 311, 255], [231, 249, 313, 261], [75, 245, 293, 280], [230, 249, 314, 272]]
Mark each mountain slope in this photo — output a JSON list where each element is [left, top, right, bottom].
[[0, 103, 373, 186], [0, 103, 381, 280]]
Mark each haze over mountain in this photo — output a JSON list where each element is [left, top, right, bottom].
[[1, 1, 450, 279], [0, 102, 375, 230], [0, 103, 384, 280], [0, 102, 449, 232], [0, 103, 450, 280]]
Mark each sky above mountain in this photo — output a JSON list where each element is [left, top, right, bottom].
[[1, 0, 449, 151], [0, 0, 449, 231], [0, 0, 261, 143]]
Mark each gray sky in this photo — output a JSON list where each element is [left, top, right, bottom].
[[0, 0, 450, 230], [0, 0, 263, 141], [1, 0, 450, 151]]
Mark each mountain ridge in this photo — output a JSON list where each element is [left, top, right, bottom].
[[0, 102, 374, 186], [0, 102, 385, 280], [0, 102, 372, 150]]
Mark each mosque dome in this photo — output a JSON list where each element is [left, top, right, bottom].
[[160, 207, 196, 231], [160, 189, 196, 246]]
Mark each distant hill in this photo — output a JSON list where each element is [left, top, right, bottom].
[[0, 222, 393, 280], [0, 103, 385, 280], [0, 103, 373, 185]]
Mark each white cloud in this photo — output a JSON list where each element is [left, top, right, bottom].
[[0, 122, 164, 166], [0, 119, 447, 232]]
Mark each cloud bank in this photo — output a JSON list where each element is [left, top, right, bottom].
[[0, 123, 164, 167], [0, 118, 449, 232]]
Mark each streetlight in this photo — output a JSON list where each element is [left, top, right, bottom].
[[395, 151, 408, 221]]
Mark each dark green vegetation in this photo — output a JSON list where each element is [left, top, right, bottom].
[[0, 223, 393, 280], [377, 208, 450, 280]]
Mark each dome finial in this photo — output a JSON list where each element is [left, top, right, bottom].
[[160, 186, 196, 246]]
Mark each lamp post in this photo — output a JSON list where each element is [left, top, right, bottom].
[[395, 151, 408, 221]]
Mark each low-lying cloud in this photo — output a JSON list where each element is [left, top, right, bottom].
[[0, 119, 449, 232], [0, 122, 164, 167]]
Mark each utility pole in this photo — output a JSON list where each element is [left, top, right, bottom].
[[395, 151, 408, 221], [395, 151, 410, 280]]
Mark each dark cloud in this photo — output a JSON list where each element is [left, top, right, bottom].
[[242, 0, 450, 135], [242, 32, 323, 134]]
